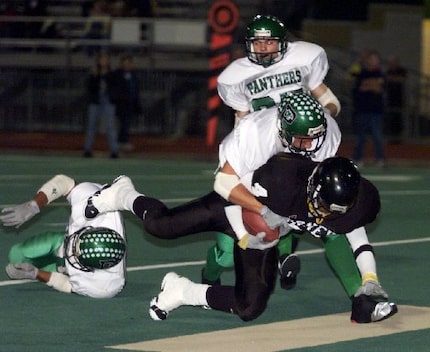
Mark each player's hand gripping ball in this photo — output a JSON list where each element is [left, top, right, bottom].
[[242, 208, 280, 242]]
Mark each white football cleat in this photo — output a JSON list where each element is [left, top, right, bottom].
[[149, 272, 192, 321], [351, 294, 398, 323], [371, 301, 398, 322], [85, 175, 138, 218]]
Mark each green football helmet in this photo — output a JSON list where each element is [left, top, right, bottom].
[[277, 92, 327, 156], [245, 15, 288, 67], [65, 227, 126, 272]]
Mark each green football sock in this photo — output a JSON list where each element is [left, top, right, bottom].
[[323, 234, 361, 297], [277, 231, 301, 257], [202, 232, 234, 282]]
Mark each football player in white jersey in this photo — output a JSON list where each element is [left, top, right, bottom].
[[218, 14, 341, 122], [82, 157, 396, 323], [0, 175, 126, 299], [204, 92, 385, 299], [203, 15, 343, 288]]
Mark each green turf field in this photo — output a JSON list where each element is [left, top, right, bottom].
[[1, 153, 429, 352]]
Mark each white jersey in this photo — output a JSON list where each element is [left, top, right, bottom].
[[217, 41, 328, 112], [218, 106, 341, 181], [62, 182, 126, 299]]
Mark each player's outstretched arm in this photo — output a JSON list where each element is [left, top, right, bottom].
[[6, 263, 72, 293], [0, 174, 75, 228], [0, 200, 40, 228]]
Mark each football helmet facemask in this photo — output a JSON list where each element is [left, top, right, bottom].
[[245, 15, 288, 67], [307, 157, 360, 218], [64, 227, 126, 272], [278, 92, 327, 156]]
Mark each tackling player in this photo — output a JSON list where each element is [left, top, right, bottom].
[[0, 175, 126, 298], [83, 156, 397, 323], [205, 92, 383, 301], [203, 14, 342, 289]]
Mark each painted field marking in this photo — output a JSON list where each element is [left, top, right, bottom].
[[2, 237, 430, 287], [107, 305, 430, 352]]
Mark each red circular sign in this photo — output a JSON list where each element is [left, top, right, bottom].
[[208, 0, 239, 34]]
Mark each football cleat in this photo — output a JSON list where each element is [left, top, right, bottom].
[[149, 272, 190, 321], [371, 301, 398, 322], [278, 254, 301, 290], [351, 294, 398, 323], [85, 175, 136, 218]]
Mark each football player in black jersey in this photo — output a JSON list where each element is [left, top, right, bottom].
[[85, 155, 397, 323]]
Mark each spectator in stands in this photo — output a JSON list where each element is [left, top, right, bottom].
[[113, 53, 141, 151], [83, 52, 120, 159], [346, 49, 370, 81], [385, 56, 407, 142], [351, 50, 386, 168]]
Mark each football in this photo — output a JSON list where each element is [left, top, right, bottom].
[[242, 208, 280, 242]]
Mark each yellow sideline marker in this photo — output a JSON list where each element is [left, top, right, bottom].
[[108, 305, 430, 352]]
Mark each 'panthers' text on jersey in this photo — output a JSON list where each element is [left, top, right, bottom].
[[217, 41, 328, 112]]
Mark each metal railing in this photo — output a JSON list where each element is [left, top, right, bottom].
[[1, 15, 430, 141]]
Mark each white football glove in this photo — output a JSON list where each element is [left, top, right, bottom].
[[0, 200, 40, 228], [6, 263, 38, 280], [354, 280, 388, 299], [259, 206, 292, 236], [238, 232, 279, 250]]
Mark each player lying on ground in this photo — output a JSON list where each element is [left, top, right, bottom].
[[0, 175, 126, 298], [84, 155, 397, 323]]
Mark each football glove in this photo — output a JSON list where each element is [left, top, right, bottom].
[[259, 206, 291, 236], [354, 280, 388, 299], [0, 200, 40, 228], [6, 263, 38, 280], [238, 232, 279, 250]]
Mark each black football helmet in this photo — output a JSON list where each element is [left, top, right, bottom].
[[64, 227, 126, 272], [307, 157, 360, 218]]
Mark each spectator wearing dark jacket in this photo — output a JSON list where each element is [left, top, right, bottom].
[[83, 52, 120, 159], [113, 53, 141, 151], [351, 50, 386, 167]]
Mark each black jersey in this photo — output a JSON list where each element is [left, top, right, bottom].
[[251, 153, 381, 235]]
